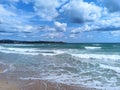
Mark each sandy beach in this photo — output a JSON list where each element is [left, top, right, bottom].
[[1, 43, 119, 90], [0, 59, 94, 90], [0, 55, 95, 90], [0, 79, 93, 90], [0, 79, 19, 90]]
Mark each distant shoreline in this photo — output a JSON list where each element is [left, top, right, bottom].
[[0, 39, 120, 44], [0, 40, 65, 44]]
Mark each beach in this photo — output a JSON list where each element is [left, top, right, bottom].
[[0, 60, 93, 90], [0, 78, 92, 90], [0, 0, 119, 89], [0, 43, 120, 90]]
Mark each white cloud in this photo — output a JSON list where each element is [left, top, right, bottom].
[[54, 21, 67, 32], [0, 0, 120, 41], [61, 0, 102, 23], [96, 14, 120, 29], [110, 31, 120, 37], [15, 25, 34, 33], [36, 21, 67, 33], [33, 0, 60, 21], [69, 34, 76, 38], [21, 0, 70, 21], [0, 32, 13, 35], [99, 0, 120, 12], [39, 26, 56, 32], [41, 32, 63, 38], [22, 0, 31, 4], [0, 4, 37, 34], [0, 5, 16, 16], [71, 24, 95, 34], [71, 12, 120, 34]]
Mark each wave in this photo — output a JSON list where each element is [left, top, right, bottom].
[[0, 46, 65, 56], [100, 64, 120, 73], [84, 46, 101, 50], [0, 46, 38, 55], [1, 45, 120, 60], [71, 54, 120, 60], [1, 44, 120, 90]]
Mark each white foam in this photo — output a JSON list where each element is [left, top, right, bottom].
[[19, 74, 120, 90], [0, 48, 39, 55], [41, 50, 65, 56], [100, 64, 120, 73], [0, 45, 41, 55], [20, 77, 42, 80], [84, 46, 101, 50], [0, 46, 65, 56], [71, 54, 120, 60], [1, 68, 9, 73], [0, 62, 15, 73]]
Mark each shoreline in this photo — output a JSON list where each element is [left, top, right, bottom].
[[0, 60, 94, 90], [0, 78, 94, 90]]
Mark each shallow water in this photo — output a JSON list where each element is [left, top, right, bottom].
[[0, 43, 120, 90]]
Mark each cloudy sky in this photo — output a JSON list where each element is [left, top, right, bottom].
[[0, 0, 120, 43]]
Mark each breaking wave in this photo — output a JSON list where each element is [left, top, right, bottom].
[[84, 46, 102, 50]]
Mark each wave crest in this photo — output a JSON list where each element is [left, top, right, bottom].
[[84, 46, 101, 50]]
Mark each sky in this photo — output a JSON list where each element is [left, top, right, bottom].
[[0, 0, 120, 43]]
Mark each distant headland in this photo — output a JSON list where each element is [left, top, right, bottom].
[[0, 39, 65, 44]]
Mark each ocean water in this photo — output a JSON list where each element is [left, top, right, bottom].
[[0, 43, 120, 90]]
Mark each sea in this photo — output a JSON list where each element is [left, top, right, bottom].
[[0, 43, 120, 90]]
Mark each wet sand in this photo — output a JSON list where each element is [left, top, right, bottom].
[[0, 62, 94, 90], [22, 80, 92, 90], [0, 79, 93, 90], [0, 65, 93, 90], [0, 80, 19, 90], [0, 63, 7, 73]]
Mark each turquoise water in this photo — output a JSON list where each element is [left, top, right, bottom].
[[0, 43, 120, 90]]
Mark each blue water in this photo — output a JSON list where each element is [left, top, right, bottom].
[[0, 43, 120, 90]]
